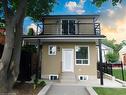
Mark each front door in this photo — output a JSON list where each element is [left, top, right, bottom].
[[62, 49, 74, 72]]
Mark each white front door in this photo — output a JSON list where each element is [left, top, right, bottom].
[[62, 49, 74, 72]]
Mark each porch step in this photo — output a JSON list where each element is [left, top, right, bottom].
[[60, 72, 76, 83]]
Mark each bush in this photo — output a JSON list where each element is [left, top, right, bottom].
[[105, 52, 119, 63], [33, 79, 46, 89]]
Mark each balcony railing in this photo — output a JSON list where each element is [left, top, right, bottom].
[[41, 22, 101, 35]]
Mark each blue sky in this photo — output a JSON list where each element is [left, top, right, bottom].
[[50, 0, 113, 15], [24, 0, 126, 43]]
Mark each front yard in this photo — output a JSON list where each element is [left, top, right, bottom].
[[94, 87, 126, 95], [113, 69, 126, 81]]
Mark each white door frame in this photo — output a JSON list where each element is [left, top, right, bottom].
[[62, 48, 74, 72]]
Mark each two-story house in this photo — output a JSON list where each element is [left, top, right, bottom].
[[23, 15, 105, 82]]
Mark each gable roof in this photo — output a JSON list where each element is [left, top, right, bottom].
[[101, 44, 113, 50]]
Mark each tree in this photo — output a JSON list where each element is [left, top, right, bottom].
[[92, 0, 122, 7], [0, 0, 55, 92], [105, 52, 119, 63], [28, 28, 35, 36], [102, 39, 124, 53], [102, 39, 126, 62]]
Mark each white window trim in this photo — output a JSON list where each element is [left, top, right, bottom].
[[49, 74, 59, 80], [48, 45, 56, 55], [60, 19, 77, 35], [78, 75, 88, 80], [75, 45, 90, 65]]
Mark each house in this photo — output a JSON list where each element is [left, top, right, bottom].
[[119, 46, 126, 65], [97, 44, 113, 63], [23, 15, 105, 82], [0, 28, 5, 58]]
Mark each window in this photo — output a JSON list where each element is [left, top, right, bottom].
[[62, 20, 75, 35], [78, 75, 88, 80], [48, 45, 56, 55], [75, 46, 89, 65], [49, 74, 59, 80]]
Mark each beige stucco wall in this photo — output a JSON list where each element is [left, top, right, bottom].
[[78, 18, 94, 34], [41, 42, 97, 78], [44, 19, 61, 34], [44, 18, 94, 35]]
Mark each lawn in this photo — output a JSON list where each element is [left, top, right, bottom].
[[94, 87, 126, 95], [113, 69, 126, 81]]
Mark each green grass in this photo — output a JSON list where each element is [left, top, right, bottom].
[[113, 69, 126, 81], [94, 87, 126, 95]]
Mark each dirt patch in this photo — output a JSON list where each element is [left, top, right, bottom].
[[12, 82, 43, 95]]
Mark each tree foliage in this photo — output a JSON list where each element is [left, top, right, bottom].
[[92, 0, 122, 7], [105, 52, 119, 63], [28, 28, 35, 36], [102, 39, 124, 53], [0, 0, 56, 92]]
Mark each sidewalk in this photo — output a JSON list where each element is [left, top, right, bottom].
[[45, 78, 123, 88]]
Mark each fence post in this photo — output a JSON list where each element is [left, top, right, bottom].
[[110, 64, 113, 76], [121, 61, 124, 81], [98, 39, 103, 85]]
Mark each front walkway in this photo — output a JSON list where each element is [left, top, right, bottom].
[[46, 85, 89, 95], [38, 78, 125, 95]]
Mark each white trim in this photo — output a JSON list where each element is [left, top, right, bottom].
[[78, 75, 88, 80], [49, 74, 59, 80], [62, 48, 74, 72], [75, 45, 90, 65], [48, 45, 56, 55]]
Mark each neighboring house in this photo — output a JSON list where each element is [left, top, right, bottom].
[[97, 44, 113, 63], [23, 15, 105, 81], [0, 28, 5, 58], [119, 46, 126, 65]]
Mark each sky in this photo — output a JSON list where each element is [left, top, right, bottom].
[[24, 0, 126, 43]]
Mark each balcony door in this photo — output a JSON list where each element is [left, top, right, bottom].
[[62, 20, 76, 35]]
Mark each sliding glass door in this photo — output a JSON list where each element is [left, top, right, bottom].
[[62, 20, 75, 35]]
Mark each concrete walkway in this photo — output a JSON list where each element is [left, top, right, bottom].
[[46, 85, 89, 95], [38, 78, 125, 95]]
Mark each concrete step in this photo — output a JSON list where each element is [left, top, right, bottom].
[[60, 72, 76, 83]]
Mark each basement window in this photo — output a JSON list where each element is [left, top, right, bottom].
[[78, 75, 88, 80], [49, 74, 58, 80]]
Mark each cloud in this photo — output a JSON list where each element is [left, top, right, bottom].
[[100, 5, 126, 43], [106, 9, 115, 17], [65, 0, 85, 14]]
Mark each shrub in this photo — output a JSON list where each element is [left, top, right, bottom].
[[105, 52, 119, 63]]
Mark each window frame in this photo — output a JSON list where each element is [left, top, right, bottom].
[[75, 45, 90, 65], [48, 45, 56, 55]]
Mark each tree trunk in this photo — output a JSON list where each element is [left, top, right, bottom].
[[0, 1, 26, 92], [0, 19, 15, 92], [7, 12, 25, 86]]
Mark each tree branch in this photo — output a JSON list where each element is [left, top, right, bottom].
[[12, 0, 27, 25]]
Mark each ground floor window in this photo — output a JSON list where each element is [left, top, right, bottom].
[[75, 46, 89, 65], [48, 45, 56, 55]]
